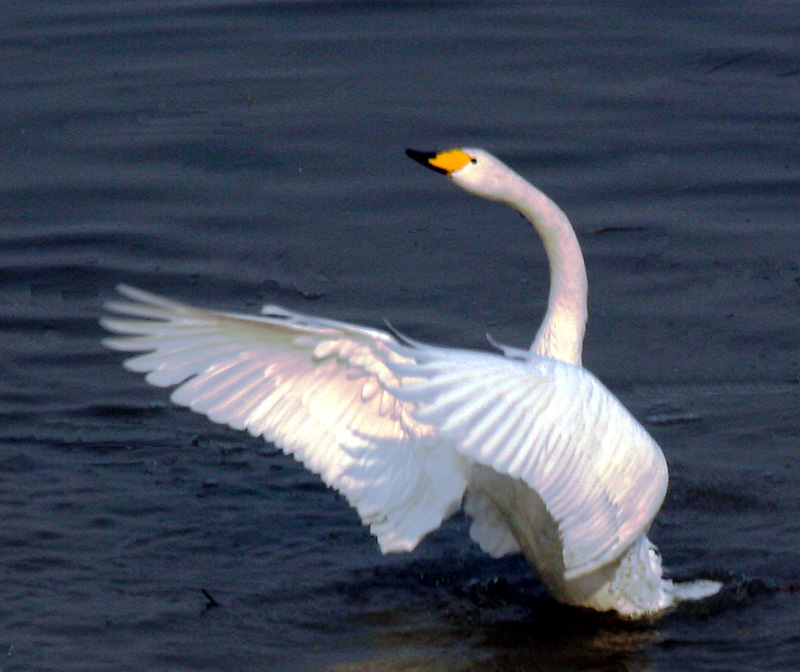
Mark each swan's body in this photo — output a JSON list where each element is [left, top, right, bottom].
[[101, 147, 721, 617]]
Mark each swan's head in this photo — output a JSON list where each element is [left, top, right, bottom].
[[406, 147, 519, 202]]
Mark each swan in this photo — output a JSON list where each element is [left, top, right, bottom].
[[101, 147, 721, 617]]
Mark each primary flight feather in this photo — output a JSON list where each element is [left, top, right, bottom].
[[101, 147, 720, 617]]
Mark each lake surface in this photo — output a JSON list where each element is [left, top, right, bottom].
[[2, 1, 799, 670]]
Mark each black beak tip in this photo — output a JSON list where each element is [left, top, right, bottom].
[[405, 148, 431, 162], [405, 148, 447, 174]]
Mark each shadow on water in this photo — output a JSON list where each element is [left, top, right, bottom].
[[273, 549, 795, 672], [269, 556, 769, 672], [337, 612, 657, 671], [287, 568, 655, 672]]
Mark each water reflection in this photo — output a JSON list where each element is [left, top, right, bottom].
[[335, 603, 658, 672], [326, 565, 660, 672]]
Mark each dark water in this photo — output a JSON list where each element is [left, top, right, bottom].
[[2, 2, 799, 670]]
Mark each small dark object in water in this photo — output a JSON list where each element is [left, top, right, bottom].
[[201, 588, 220, 611]]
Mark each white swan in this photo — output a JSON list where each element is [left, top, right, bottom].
[[101, 147, 721, 617]]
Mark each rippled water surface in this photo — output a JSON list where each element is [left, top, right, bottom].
[[2, 2, 800, 670]]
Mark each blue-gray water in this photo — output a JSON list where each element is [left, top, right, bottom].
[[2, 2, 799, 670]]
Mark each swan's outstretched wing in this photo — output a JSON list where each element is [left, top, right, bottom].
[[388, 344, 669, 580], [102, 286, 666, 581], [101, 285, 468, 553]]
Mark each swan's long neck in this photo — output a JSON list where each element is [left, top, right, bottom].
[[505, 177, 588, 366]]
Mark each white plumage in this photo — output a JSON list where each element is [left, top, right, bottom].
[[101, 147, 721, 617]]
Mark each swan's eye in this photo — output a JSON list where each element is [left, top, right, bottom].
[[470, 157, 477, 164]]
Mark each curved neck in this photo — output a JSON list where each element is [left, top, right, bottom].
[[505, 178, 587, 365]]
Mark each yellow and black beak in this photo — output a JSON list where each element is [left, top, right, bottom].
[[406, 148, 473, 176]]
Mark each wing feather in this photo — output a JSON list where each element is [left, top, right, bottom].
[[101, 284, 468, 553], [387, 343, 668, 580]]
